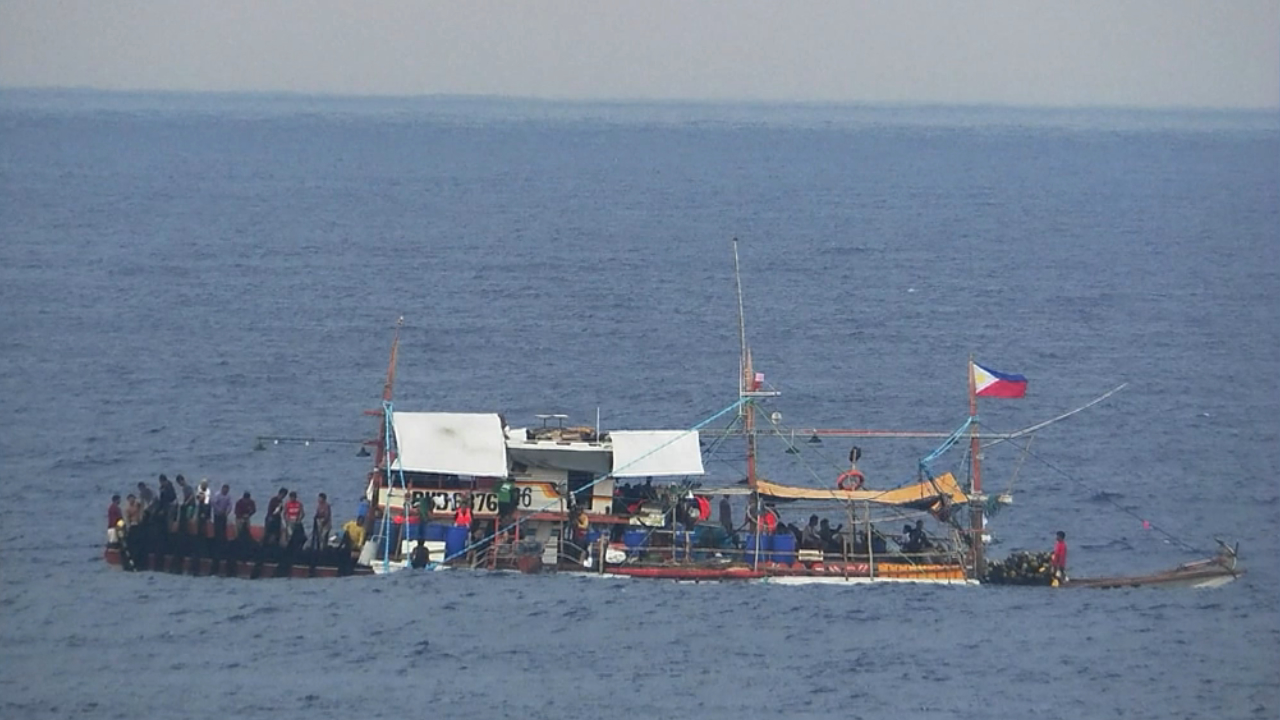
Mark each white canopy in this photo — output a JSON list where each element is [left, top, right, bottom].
[[390, 412, 508, 476], [609, 430, 704, 477]]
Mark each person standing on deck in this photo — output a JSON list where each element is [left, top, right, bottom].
[[410, 538, 430, 569], [107, 494, 123, 531], [761, 505, 779, 535], [413, 493, 433, 541], [819, 519, 844, 554], [211, 484, 232, 543], [283, 491, 305, 549], [263, 488, 287, 547], [234, 492, 257, 543], [136, 481, 155, 512], [908, 520, 933, 553], [1051, 531, 1068, 584], [156, 475, 177, 527], [569, 503, 590, 562], [496, 477, 518, 521], [310, 493, 332, 551], [802, 515, 822, 549], [124, 494, 142, 528], [718, 495, 737, 546], [176, 475, 195, 533], [195, 479, 212, 537], [453, 496, 473, 528]]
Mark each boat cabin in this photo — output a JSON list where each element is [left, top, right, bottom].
[[367, 410, 706, 566]]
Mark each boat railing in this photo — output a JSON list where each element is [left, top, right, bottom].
[[557, 527, 967, 570], [423, 523, 970, 574]]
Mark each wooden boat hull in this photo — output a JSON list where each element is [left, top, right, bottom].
[[104, 547, 372, 579], [1062, 556, 1243, 589]]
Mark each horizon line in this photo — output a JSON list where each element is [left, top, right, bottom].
[[4, 85, 1278, 115]]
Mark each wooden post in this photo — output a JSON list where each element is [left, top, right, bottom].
[[865, 501, 874, 581], [968, 355, 985, 580]]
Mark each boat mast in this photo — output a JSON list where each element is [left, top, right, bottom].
[[734, 239, 764, 572], [968, 354, 985, 578], [363, 317, 403, 541], [732, 239, 757, 488], [373, 316, 404, 468]]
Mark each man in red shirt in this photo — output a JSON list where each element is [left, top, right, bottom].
[[1051, 531, 1068, 583], [107, 495, 124, 529], [454, 495, 473, 528], [283, 491, 306, 549]]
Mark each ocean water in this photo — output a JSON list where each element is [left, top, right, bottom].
[[1, 90, 1277, 720]]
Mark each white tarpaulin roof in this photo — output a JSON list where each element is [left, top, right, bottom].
[[391, 412, 508, 476], [609, 430, 704, 477]]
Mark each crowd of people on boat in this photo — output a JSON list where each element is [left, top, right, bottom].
[[611, 479, 663, 514], [109, 470, 954, 574], [581, 486, 949, 563], [106, 474, 352, 571]]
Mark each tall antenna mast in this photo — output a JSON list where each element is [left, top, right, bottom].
[[733, 238, 748, 393]]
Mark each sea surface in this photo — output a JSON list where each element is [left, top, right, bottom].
[[1, 90, 1277, 720]]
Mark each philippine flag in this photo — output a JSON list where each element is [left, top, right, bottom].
[[972, 362, 1028, 399]]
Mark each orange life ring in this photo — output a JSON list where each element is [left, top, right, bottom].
[[837, 470, 866, 491]]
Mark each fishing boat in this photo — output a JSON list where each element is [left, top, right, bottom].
[[354, 242, 1243, 588], [104, 242, 1244, 588], [353, 242, 1024, 584], [104, 524, 372, 578]]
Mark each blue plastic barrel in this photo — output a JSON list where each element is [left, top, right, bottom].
[[444, 525, 470, 560], [585, 530, 602, 545], [771, 532, 797, 564], [745, 533, 773, 565], [425, 523, 447, 542], [623, 530, 649, 549]]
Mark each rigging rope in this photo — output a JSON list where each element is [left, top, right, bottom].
[[919, 417, 974, 470], [979, 418, 1204, 555]]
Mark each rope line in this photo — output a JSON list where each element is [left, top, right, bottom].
[[978, 419, 1204, 555]]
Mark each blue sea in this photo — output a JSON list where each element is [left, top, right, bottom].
[[1, 90, 1277, 720]]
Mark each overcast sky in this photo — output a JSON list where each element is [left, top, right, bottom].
[[1, 1, 1276, 108]]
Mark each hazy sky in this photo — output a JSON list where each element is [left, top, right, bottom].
[[1, 1, 1277, 108]]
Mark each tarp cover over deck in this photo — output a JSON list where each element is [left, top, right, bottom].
[[390, 412, 509, 477], [609, 430, 704, 477], [753, 472, 968, 508]]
